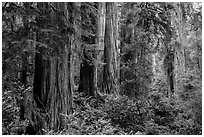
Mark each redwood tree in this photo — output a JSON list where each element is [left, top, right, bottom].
[[102, 2, 118, 94], [78, 3, 98, 96], [32, 2, 74, 132]]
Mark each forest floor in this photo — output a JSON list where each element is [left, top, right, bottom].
[[2, 86, 202, 135]]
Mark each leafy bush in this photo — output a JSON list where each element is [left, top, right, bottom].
[[173, 69, 202, 135], [104, 94, 149, 133], [144, 120, 171, 135], [44, 93, 150, 135], [148, 86, 201, 135], [65, 107, 122, 135], [44, 93, 126, 135], [2, 76, 44, 135], [2, 78, 28, 135]]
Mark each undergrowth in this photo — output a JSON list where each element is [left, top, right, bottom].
[[2, 79, 202, 135]]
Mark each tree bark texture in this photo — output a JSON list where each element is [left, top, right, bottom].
[[20, 6, 30, 120], [78, 50, 95, 96], [102, 2, 118, 94], [172, 3, 187, 93], [195, 30, 202, 71], [32, 2, 73, 132], [164, 51, 174, 97], [112, 3, 120, 94], [97, 2, 106, 91], [78, 3, 98, 96]]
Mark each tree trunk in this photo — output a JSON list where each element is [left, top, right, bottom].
[[32, 2, 73, 132], [20, 5, 30, 120], [195, 30, 202, 71], [78, 49, 95, 96], [112, 2, 120, 94], [164, 51, 174, 97], [173, 3, 186, 93], [21, 53, 27, 88], [78, 3, 98, 97], [20, 51, 27, 121], [73, 2, 81, 88], [102, 2, 118, 94], [97, 2, 106, 92], [98, 2, 106, 52]]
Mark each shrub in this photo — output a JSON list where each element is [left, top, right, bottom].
[[104, 94, 149, 133], [173, 69, 202, 135], [2, 80, 28, 135], [45, 95, 126, 135]]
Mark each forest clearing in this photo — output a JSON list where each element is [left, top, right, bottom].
[[2, 2, 202, 135]]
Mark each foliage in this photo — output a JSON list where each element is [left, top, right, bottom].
[[2, 2, 202, 135], [119, 2, 174, 98], [174, 69, 202, 135], [104, 95, 149, 133], [148, 70, 202, 135], [43, 92, 126, 135], [2, 77, 27, 134]]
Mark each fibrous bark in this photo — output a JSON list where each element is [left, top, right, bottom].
[[32, 2, 73, 132], [102, 2, 118, 94], [78, 3, 98, 97], [172, 3, 187, 93]]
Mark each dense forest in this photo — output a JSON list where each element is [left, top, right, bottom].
[[2, 2, 202, 135]]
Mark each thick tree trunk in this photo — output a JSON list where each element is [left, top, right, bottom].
[[78, 50, 95, 96], [173, 3, 186, 93], [112, 3, 120, 94], [20, 49, 27, 121], [94, 2, 104, 95], [47, 36, 73, 130], [98, 2, 106, 52], [20, 7, 29, 120], [48, 2, 74, 131], [78, 3, 98, 97], [97, 2, 106, 92], [32, 44, 48, 134], [102, 2, 118, 94], [33, 46, 45, 109], [32, 2, 73, 132], [73, 2, 81, 88]]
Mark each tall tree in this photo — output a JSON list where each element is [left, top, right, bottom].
[[95, 2, 106, 94], [78, 3, 98, 96], [171, 2, 187, 93], [112, 2, 120, 94], [102, 2, 118, 94], [32, 2, 74, 132]]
